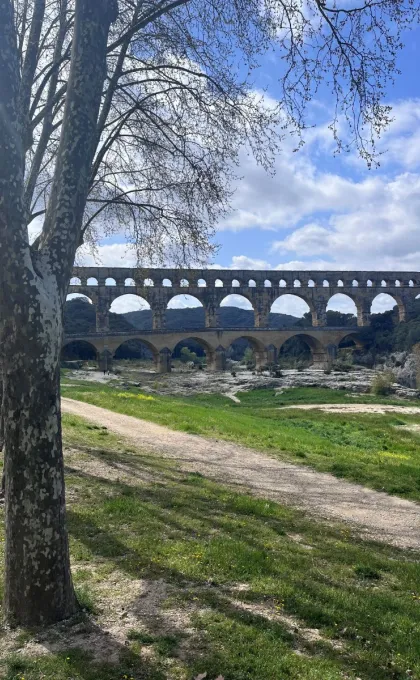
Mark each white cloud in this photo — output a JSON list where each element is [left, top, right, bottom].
[[110, 294, 150, 314], [66, 95, 420, 317], [167, 294, 203, 309], [78, 243, 138, 267], [327, 294, 357, 315], [371, 293, 400, 314], [271, 294, 309, 317], [220, 294, 253, 309], [272, 172, 420, 270]]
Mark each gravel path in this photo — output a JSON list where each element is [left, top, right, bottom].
[[62, 398, 420, 550]]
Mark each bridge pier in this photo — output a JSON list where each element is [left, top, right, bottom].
[[357, 300, 371, 327], [266, 344, 277, 366], [96, 303, 110, 333], [157, 347, 172, 373], [254, 349, 267, 370], [98, 350, 113, 372], [312, 302, 327, 327], [152, 309, 166, 330], [211, 346, 227, 371], [204, 305, 219, 328]]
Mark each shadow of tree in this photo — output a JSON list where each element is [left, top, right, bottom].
[[63, 443, 415, 680]]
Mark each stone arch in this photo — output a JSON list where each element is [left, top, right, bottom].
[[395, 279, 401, 287], [409, 279, 414, 287], [264, 279, 272, 287], [279, 333, 326, 368], [113, 337, 158, 365], [166, 294, 204, 328], [215, 278, 223, 287], [248, 279, 256, 287], [220, 294, 254, 327], [294, 279, 301, 287], [66, 292, 93, 304], [270, 294, 312, 326], [338, 332, 364, 350], [337, 279, 344, 287], [87, 277, 98, 285], [105, 277, 116, 286], [381, 279, 387, 287], [180, 278, 189, 287], [232, 279, 240, 287], [61, 340, 98, 362], [172, 336, 215, 370], [230, 334, 265, 352], [144, 278, 154, 286], [125, 278, 135, 286], [70, 276, 81, 285], [352, 279, 359, 287], [228, 334, 267, 369], [167, 294, 203, 309], [323, 280, 329, 287], [279, 279, 287, 288], [327, 293, 357, 318], [197, 278, 207, 287], [367, 279, 373, 287], [371, 293, 405, 321], [308, 279, 315, 287], [110, 293, 151, 318], [162, 278, 172, 286], [64, 295, 95, 334]]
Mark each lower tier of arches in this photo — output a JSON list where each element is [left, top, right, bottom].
[[62, 328, 363, 373]]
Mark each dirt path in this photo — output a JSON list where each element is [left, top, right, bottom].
[[280, 404, 420, 415], [62, 398, 420, 550]]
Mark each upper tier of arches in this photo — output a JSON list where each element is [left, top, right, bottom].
[[69, 269, 420, 290]]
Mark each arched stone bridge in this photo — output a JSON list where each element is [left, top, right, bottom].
[[64, 267, 420, 371]]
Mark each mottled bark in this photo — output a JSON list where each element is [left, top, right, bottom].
[[0, 0, 118, 626], [2, 265, 77, 625]]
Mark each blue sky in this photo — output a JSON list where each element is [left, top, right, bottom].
[[79, 22, 420, 317]]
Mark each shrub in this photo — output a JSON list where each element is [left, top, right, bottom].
[[371, 370, 395, 396], [243, 347, 255, 368]]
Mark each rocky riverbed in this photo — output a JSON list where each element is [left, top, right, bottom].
[[63, 363, 420, 400]]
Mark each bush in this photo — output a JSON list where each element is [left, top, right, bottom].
[[371, 370, 395, 396], [242, 347, 255, 368]]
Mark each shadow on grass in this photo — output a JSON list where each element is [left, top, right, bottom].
[[63, 445, 420, 680], [3, 622, 167, 680]]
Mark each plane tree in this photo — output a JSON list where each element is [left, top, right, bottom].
[[0, 0, 416, 626]]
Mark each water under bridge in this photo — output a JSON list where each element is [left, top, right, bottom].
[[64, 267, 420, 371]]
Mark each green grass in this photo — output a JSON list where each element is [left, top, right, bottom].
[[62, 383, 420, 501], [2, 415, 420, 679]]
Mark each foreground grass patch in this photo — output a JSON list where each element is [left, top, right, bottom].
[[62, 384, 420, 501], [2, 414, 419, 679]]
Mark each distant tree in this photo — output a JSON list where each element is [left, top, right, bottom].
[[326, 311, 357, 328], [180, 346, 198, 363], [0, 0, 417, 627], [243, 347, 255, 367]]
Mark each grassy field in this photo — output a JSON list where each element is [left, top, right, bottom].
[[61, 383, 420, 502], [1, 415, 420, 679]]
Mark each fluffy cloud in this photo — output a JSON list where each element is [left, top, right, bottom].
[[78, 243, 138, 267], [220, 98, 420, 274], [272, 172, 420, 270], [66, 96, 420, 317]]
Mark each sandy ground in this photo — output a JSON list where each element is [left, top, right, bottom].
[[280, 403, 420, 414], [62, 398, 420, 550]]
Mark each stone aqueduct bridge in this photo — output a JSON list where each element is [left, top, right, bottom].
[[65, 267, 420, 371]]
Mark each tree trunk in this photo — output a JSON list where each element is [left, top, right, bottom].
[[2, 266, 77, 626], [0, 0, 118, 627]]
